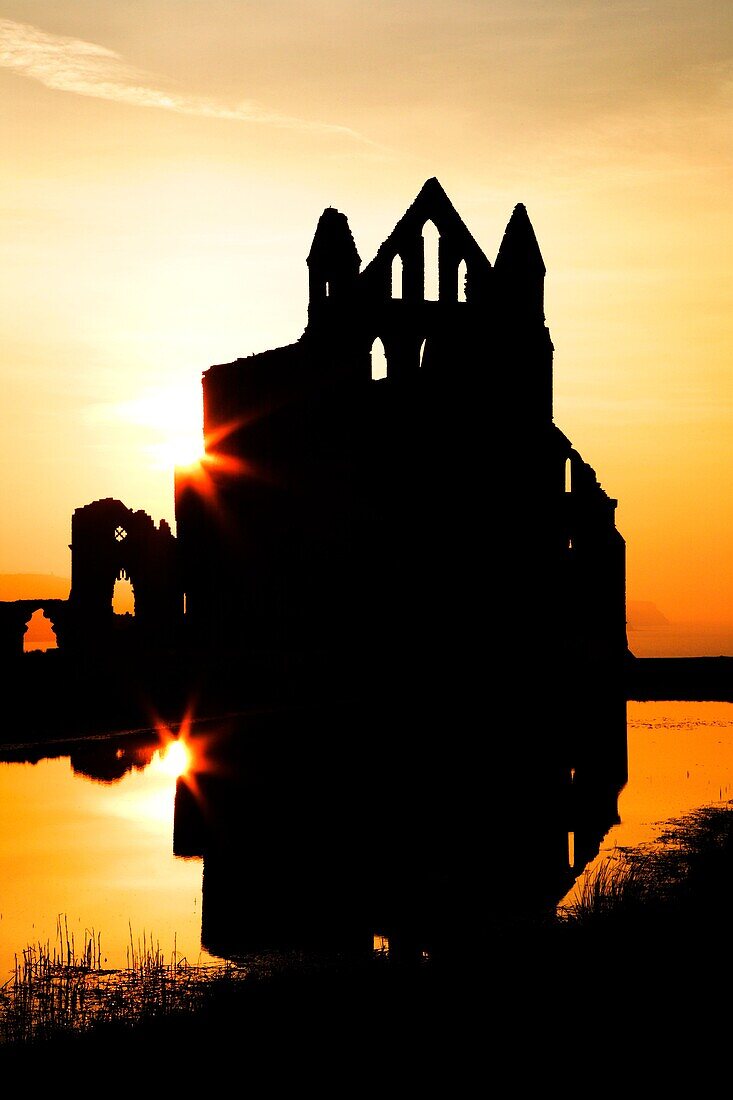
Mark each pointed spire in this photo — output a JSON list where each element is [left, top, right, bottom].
[[494, 204, 545, 276], [307, 207, 360, 272], [306, 206, 361, 311], [493, 203, 546, 325]]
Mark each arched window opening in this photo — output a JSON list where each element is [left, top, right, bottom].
[[457, 259, 468, 303], [325, 280, 331, 298], [24, 609, 58, 653], [419, 338, 427, 368], [112, 573, 135, 616], [391, 255, 403, 300], [568, 537, 573, 551], [371, 338, 388, 381], [422, 220, 440, 301], [183, 593, 188, 616], [565, 458, 572, 493], [568, 831, 575, 869]]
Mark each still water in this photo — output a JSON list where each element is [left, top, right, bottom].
[[561, 700, 733, 906], [0, 736, 213, 980], [1, 700, 732, 979]]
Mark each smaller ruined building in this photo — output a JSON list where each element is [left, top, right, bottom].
[[0, 498, 181, 658], [66, 498, 181, 652]]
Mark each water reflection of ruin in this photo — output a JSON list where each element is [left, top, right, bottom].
[[0, 704, 625, 952], [173, 705, 626, 957], [0, 731, 159, 784]]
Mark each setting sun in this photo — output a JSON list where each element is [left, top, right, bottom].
[[112, 385, 205, 472]]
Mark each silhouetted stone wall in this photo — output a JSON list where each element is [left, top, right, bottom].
[[68, 497, 182, 653], [176, 178, 627, 745]]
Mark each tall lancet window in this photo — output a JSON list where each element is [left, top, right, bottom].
[[113, 572, 135, 615], [391, 255, 403, 299], [457, 259, 467, 303], [422, 220, 440, 301], [371, 337, 388, 381]]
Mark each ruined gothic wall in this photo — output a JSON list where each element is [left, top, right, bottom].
[[175, 183, 627, 731], [68, 498, 182, 652]]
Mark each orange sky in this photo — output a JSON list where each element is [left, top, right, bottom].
[[0, 2, 731, 655]]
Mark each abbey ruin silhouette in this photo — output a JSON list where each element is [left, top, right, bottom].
[[176, 178, 627, 701], [0, 180, 627, 745], [0, 179, 631, 918]]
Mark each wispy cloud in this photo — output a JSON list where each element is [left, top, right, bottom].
[[0, 18, 366, 141]]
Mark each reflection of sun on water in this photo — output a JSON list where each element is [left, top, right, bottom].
[[156, 739, 191, 779], [105, 739, 192, 827]]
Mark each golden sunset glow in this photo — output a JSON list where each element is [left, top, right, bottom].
[[0, 2, 731, 655], [108, 385, 206, 471]]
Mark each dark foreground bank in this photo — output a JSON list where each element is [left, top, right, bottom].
[[2, 801, 733, 1079]]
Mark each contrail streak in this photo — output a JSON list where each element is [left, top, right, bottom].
[[0, 17, 367, 141]]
